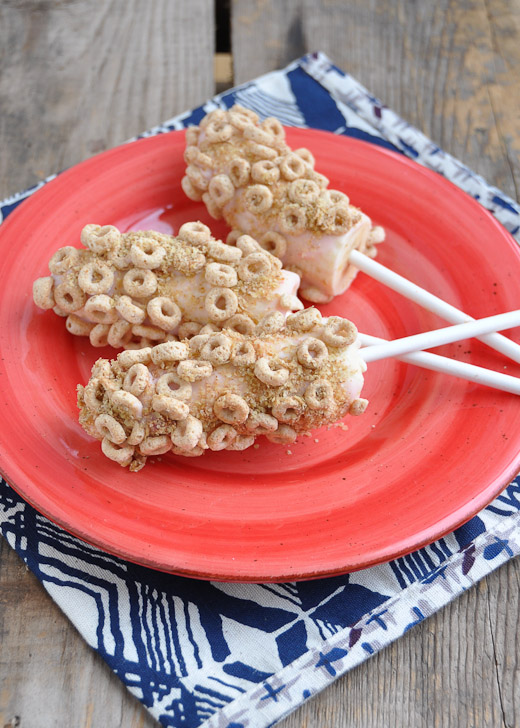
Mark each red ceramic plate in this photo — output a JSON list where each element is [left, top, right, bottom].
[[1, 129, 520, 582]]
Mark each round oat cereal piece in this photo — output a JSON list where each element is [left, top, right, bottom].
[[89, 323, 111, 347], [266, 425, 297, 444], [235, 234, 260, 255], [33, 277, 55, 309], [107, 320, 132, 347], [130, 239, 166, 270], [297, 337, 328, 369], [123, 363, 151, 396], [53, 281, 86, 313], [115, 296, 146, 325], [171, 415, 203, 451], [181, 175, 203, 201], [205, 119, 234, 143], [205, 262, 238, 287], [155, 372, 192, 401], [322, 316, 357, 347], [254, 357, 289, 387], [288, 178, 320, 204], [177, 359, 213, 382], [152, 394, 189, 420], [304, 380, 334, 410], [226, 435, 255, 451], [272, 396, 305, 423], [255, 311, 285, 335], [238, 252, 271, 281], [151, 341, 189, 366], [127, 421, 146, 446], [205, 287, 238, 322], [294, 147, 315, 166], [147, 297, 182, 331], [258, 232, 287, 259], [228, 158, 251, 187], [223, 313, 255, 336], [131, 323, 165, 341], [84, 295, 118, 324], [286, 307, 322, 332], [110, 389, 143, 419], [244, 184, 273, 214], [177, 321, 202, 340], [261, 117, 285, 141], [208, 174, 235, 206], [81, 224, 120, 254], [214, 393, 250, 425], [138, 435, 172, 456], [245, 412, 278, 434], [122, 268, 157, 298], [95, 414, 126, 444], [279, 204, 306, 233], [101, 438, 134, 467], [178, 221, 212, 247], [49, 246, 81, 275], [207, 240, 243, 263], [78, 261, 115, 295], [66, 314, 94, 337], [207, 425, 237, 451], [231, 340, 256, 366], [279, 153, 307, 180], [117, 347, 152, 369], [200, 333, 233, 365], [251, 160, 280, 185]]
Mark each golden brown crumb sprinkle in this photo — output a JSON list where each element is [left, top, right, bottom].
[[77, 313, 367, 469]]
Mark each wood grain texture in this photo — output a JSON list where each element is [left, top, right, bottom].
[[232, 0, 520, 198], [0, 0, 214, 199], [1, 1, 520, 727]]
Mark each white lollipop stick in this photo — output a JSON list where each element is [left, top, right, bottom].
[[360, 310, 520, 363], [349, 249, 520, 364], [359, 333, 520, 395]]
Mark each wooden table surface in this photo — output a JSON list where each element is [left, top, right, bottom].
[[1, 1, 519, 727]]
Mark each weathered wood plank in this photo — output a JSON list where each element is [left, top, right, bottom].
[[231, 0, 520, 199], [0, 0, 215, 199]]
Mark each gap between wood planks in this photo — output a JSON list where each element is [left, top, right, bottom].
[[215, 0, 234, 92], [215, 52, 234, 93]]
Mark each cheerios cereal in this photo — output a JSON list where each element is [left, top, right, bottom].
[[33, 223, 303, 349], [77, 313, 366, 469], [184, 105, 386, 303]]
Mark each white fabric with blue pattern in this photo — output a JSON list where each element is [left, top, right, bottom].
[[1, 52, 519, 728]]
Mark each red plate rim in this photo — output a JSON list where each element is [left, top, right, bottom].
[[0, 128, 519, 582]]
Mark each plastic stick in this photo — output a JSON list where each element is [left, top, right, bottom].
[[350, 249, 520, 364]]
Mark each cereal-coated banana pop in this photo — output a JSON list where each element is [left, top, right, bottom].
[[77, 308, 368, 470], [33, 223, 302, 349], [182, 105, 385, 303]]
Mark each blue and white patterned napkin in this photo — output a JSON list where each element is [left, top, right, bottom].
[[1, 52, 519, 728]]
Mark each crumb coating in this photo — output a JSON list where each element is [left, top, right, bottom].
[[77, 308, 368, 470], [182, 106, 386, 302], [32, 222, 303, 349]]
